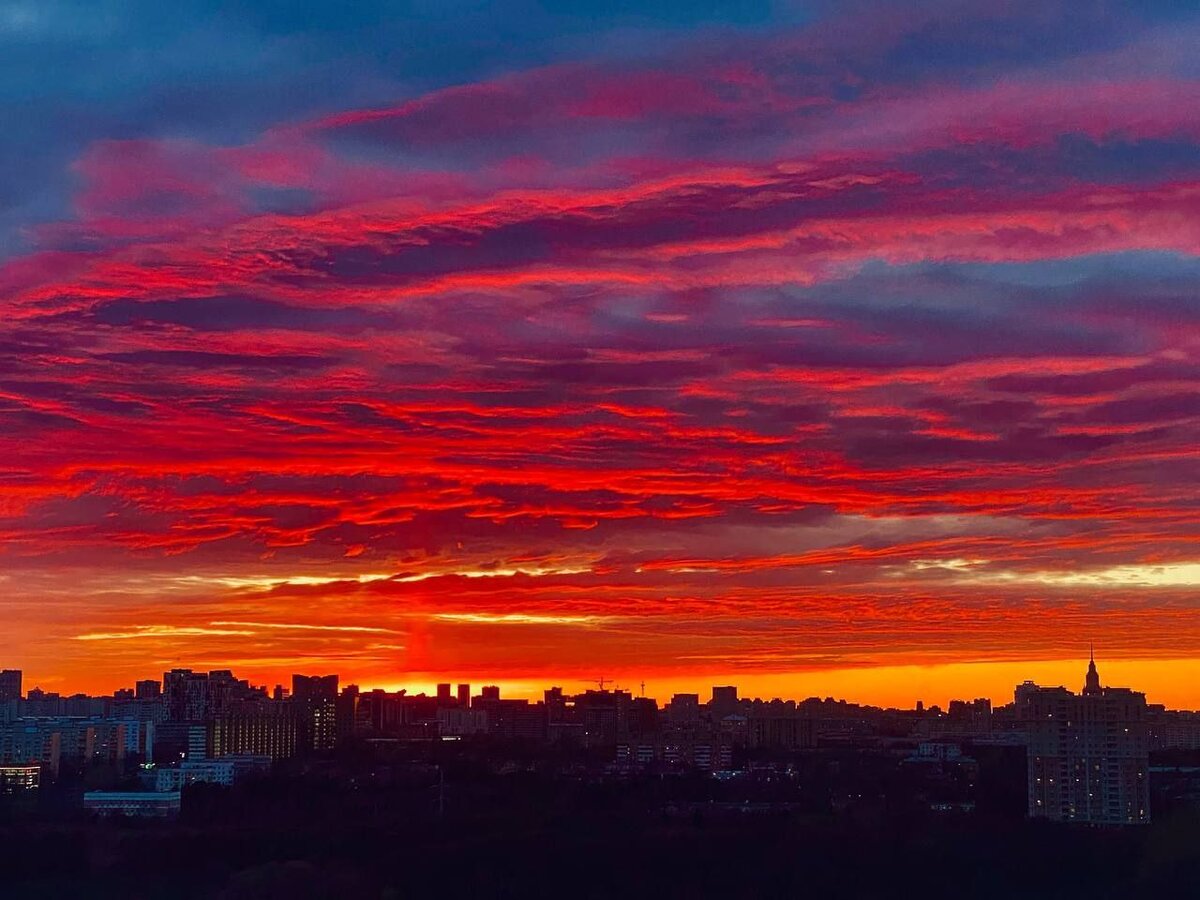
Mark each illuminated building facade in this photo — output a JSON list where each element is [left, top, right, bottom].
[[1024, 653, 1150, 825]]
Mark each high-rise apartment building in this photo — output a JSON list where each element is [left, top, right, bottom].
[[0, 670, 22, 702], [210, 699, 297, 760], [163, 669, 210, 722], [711, 686, 739, 721], [292, 674, 339, 752], [1023, 652, 1150, 825]]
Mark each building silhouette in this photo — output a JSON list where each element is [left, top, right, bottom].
[[292, 674, 339, 752], [210, 697, 297, 760], [0, 669, 22, 703], [1023, 650, 1150, 825]]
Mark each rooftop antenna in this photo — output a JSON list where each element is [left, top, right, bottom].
[[640, 680, 645, 698], [596, 677, 610, 691]]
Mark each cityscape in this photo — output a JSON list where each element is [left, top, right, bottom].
[[4, 0, 1200, 896], [3, 653, 1200, 821], [6, 654, 1200, 895]]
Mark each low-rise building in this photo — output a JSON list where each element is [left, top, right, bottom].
[[83, 791, 181, 818], [437, 706, 488, 736], [152, 754, 271, 791], [155, 758, 236, 791], [0, 764, 40, 793]]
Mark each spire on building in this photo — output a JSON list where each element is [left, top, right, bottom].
[[1084, 643, 1101, 695]]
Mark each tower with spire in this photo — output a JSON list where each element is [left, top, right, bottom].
[[1083, 643, 1101, 696], [1026, 643, 1150, 825]]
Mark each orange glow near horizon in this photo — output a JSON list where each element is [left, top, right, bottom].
[[16, 656, 1200, 713], [373, 658, 1200, 711]]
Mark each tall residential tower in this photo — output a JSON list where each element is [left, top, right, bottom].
[[1023, 651, 1150, 825]]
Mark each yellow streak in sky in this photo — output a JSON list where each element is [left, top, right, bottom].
[[170, 563, 591, 591], [75, 625, 254, 641], [432, 612, 607, 626], [976, 562, 1200, 587], [210, 620, 402, 634]]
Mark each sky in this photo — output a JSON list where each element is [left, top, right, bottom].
[[2, 0, 1199, 708]]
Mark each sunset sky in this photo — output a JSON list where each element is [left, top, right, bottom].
[[2, 1, 1199, 708]]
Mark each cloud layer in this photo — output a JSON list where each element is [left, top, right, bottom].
[[2, 0, 1198, 701]]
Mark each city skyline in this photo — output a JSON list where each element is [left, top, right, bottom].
[[7, 649, 1199, 715], [3, 655, 1190, 895], [3, 2, 1200, 707]]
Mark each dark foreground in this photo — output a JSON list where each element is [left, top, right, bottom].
[[4, 745, 1200, 899]]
